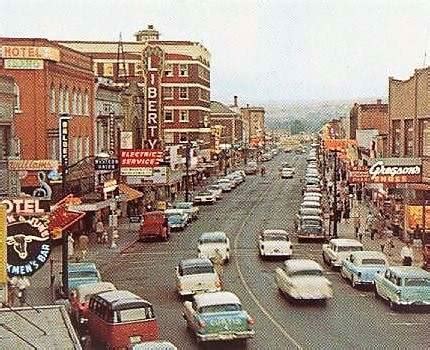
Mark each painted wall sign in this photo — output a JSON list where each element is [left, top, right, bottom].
[[59, 115, 70, 175], [6, 215, 51, 277], [4, 59, 44, 70], [1, 46, 60, 62], [142, 45, 164, 149], [32, 172, 52, 200]]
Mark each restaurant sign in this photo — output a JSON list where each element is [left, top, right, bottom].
[[368, 158, 422, 183]]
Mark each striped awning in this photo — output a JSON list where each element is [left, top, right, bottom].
[[119, 183, 144, 202]]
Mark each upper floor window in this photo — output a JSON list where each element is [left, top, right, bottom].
[[59, 86, 64, 113], [64, 87, 70, 113], [50, 84, 56, 113], [71, 89, 77, 115], [179, 87, 189, 100], [77, 90, 82, 115], [162, 87, 173, 100], [83, 90, 89, 116], [164, 64, 173, 77], [164, 110, 173, 122], [179, 64, 188, 77], [14, 83, 21, 113], [179, 110, 189, 122]]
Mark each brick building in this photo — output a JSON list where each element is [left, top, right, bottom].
[[240, 104, 265, 147], [58, 25, 211, 153], [210, 100, 242, 147], [0, 38, 95, 163], [389, 67, 430, 158]]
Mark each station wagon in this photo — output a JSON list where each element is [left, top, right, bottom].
[[322, 239, 363, 268]]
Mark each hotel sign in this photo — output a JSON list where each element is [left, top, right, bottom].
[[142, 45, 164, 149], [4, 59, 44, 70], [1, 46, 60, 62]]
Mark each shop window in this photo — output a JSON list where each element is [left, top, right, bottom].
[[14, 83, 21, 113], [83, 90, 89, 116], [179, 87, 188, 100], [77, 90, 82, 115], [404, 120, 414, 156], [64, 87, 70, 113], [71, 89, 77, 115]]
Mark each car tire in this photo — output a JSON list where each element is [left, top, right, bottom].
[[351, 275, 357, 288], [374, 287, 381, 299], [389, 299, 398, 311]]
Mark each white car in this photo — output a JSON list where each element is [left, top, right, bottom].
[[225, 174, 242, 186], [281, 168, 294, 179], [300, 200, 321, 210], [302, 195, 321, 203], [258, 229, 292, 259], [132, 341, 177, 350], [173, 202, 199, 220], [198, 231, 230, 262], [165, 208, 190, 223], [322, 239, 364, 268], [217, 178, 233, 192], [303, 191, 322, 198], [175, 258, 222, 296], [206, 185, 223, 200], [275, 259, 333, 301], [193, 191, 216, 205]]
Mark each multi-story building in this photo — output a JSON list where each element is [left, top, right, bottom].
[[240, 104, 265, 147], [210, 100, 242, 147], [58, 25, 211, 153], [0, 38, 95, 163]]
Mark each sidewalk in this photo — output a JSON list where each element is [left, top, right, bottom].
[[328, 199, 423, 267]]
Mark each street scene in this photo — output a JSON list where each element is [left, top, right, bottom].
[[1, 1, 430, 350]]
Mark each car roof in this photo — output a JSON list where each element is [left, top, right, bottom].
[[388, 266, 430, 278], [350, 251, 387, 260], [96, 290, 152, 309], [199, 231, 227, 240], [263, 229, 288, 235], [179, 258, 213, 268], [284, 259, 323, 272], [132, 341, 177, 350], [301, 215, 323, 220], [194, 291, 241, 307], [329, 238, 363, 247], [69, 262, 98, 272], [76, 282, 116, 296]]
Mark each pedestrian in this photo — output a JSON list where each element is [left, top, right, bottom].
[[7, 278, 17, 306], [96, 220, 105, 244], [392, 213, 401, 237], [400, 241, 414, 266], [385, 230, 394, 256], [353, 216, 361, 238], [10, 276, 30, 306], [211, 248, 225, 288], [260, 166, 266, 177], [358, 228, 363, 242], [343, 200, 350, 223], [67, 233, 74, 260], [356, 186, 362, 202], [78, 234, 89, 261]]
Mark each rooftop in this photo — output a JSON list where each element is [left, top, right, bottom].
[[210, 101, 237, 115]]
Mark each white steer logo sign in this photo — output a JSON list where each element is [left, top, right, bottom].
[[6, 216, 51, 277]]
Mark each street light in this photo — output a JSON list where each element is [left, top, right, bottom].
[[331, 150, 341, 239]]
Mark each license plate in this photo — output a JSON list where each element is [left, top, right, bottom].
[[130, 336, 142, 344]]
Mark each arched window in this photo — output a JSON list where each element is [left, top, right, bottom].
[[50, 84, 56, 113], [58, 86, 64, 113], [83, 90, 89, 116], [64, 87, 70, 113], [14, 83, 21, 112], [71, 88, 76, 114]]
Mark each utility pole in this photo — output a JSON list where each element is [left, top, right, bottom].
[[332, 151, 338, 238], [185, 139, 191, 202]]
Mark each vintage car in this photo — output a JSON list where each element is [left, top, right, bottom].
[[304, 185, 321, 193], [206, 184, 223, 200], [275, 259, 333, 301], [281, 168, 294, 179], [182, 291, 255, 342], [70, 281, 116, 326], [131, 341, 177, 350], [302, 195, 321, 203], [297, 215, 324, 242], [173, 202, 199, 220], [244, 161, 258, 175], [258, 229, 292, 259], [261, 153, 272, 162], [300, 200, 321, 210], [233, 170, 246, 180], [303, 191, 322, 199], [217, 178, 233, 192], [67, 262, 102, 292], [226, 173, 244, 185], [299, 207, 323, 217], [374, 266, 430, 310], [193, 191, 216, 205], [167, 213, 188, 231], [175, 258, 222, 297], [139, 211, 170, 241], [165, 208, 190, 223], [306, 177, 321, 186], [322, 239, 364, 268], [340, 251, 388, 287], [198, 231, 230, 262]]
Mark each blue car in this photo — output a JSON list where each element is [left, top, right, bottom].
[[167, 214, 188, 231], [341, 251, 388, 288], [374, 266, 430, 310], [68, 262, 102, 291]]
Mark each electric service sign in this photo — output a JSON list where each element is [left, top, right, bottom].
[[3, 199, 51, 277]]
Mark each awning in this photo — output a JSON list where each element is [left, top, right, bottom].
[[119, 183, 144, 202]]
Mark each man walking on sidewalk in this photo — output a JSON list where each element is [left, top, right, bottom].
[[353, 216, 361, 238], [400, 241, 414, 266]]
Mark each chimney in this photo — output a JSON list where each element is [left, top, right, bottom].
[[234, 96, 238, 107], [246, 104, 250, 108], [377, 99, 382, 104]]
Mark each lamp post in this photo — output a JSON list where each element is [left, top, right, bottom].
[[185, 138, 191, 202], [332, 150, 340, 238]]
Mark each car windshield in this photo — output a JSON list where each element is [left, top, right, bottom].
[[403, 278, 430, 287], [198, 192, 211, 196], [175, 203, 191, 209], [361, 258, 386, 265], [264, 233, 289, 241], [181, 265, 214, 276], [199, 303, 242, 313], [337, 246, 363, 252], [69, 271, 98, 279], [302, 226, 321, 234], [291, 269, 323, 277], [199, 237, 226, 244], [169, 215, 183, 223]]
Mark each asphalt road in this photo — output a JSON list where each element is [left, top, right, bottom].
[[99, 152, 429, 350]]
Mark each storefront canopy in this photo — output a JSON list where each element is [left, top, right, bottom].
[[119, 183, 144, 202]]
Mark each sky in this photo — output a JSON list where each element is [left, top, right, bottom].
[[2, 0, 430, 104]]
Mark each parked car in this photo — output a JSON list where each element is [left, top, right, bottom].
[[174, 202, 199, 220], [182, 291, 255, 342], [193, 191, 216, 205], [132, 341, 177, 350], [261, 153, 272, 161], [139, 211, 170, 241], [304, 185, 321, 193], [303, 191, 322, 199], [306, 177, 321, 186], [70, 281, 116, 326], [59, 263, 102, 297], [233, 170, 246, 179], [217, 178, 233, 192], [165, 208, 190, 224], [281, 168, 294, 179], [244, 161, 258, 175], [175, 258, 222, 297], [299, 207, 323, 217], [258, 229, 292, 259], [300, 200, 322, 210], [322, 239, 364, 268], [341, 251, 388, 288], [275, 259, 333, 301], [206, 184, 223, 200], [198, 231, 230, 262], [297, 215, 325, 242], [167, 213, 189, 231], [374, 266, 430, 310], [226, 174, 242, 186]]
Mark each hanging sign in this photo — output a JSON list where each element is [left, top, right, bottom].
[[59, 115, 71, 175], [368, 159, 422, 183]]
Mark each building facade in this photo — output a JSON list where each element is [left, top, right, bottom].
[[240, 105, 265, 147], [58, 25, 211, 152], [210, 101, 242, 147]]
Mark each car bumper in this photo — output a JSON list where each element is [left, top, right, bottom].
[[262, 251, 292, 257], [197, 330, 255, 342], [179, 287, 221, 296], [290, 292, 333, 300], [195, 199, 215, 204]]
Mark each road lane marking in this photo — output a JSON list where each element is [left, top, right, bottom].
[[389, 322, 425, 326], [233, 180, 303, 350]]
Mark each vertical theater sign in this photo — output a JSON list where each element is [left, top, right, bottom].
[[142, 45, 164, 150]]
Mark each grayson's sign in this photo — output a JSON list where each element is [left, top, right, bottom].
[[143, 45, 164, 149], [369, 160, 422, 183]]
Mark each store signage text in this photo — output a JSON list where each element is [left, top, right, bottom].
[[369, 161, 421, 181], [120, 149, 163, 167], [8, 159, 59, 171], [1, 46, 60, 62], [0, 199, 45, 216], [59, 116, 70, 174], [4, 59, 44, 70], [94, 158, 119, 171]]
